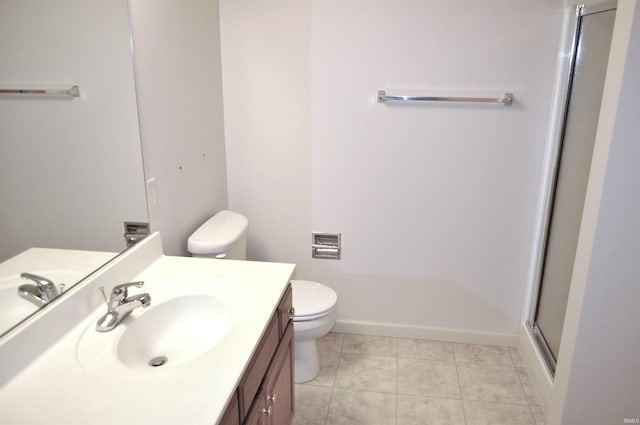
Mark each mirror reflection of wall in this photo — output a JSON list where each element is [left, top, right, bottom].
[[128, 0, 229, 257], [0, 0, 148, 261], [0, 0, 148, 334]]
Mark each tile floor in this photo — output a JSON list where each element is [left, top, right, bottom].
[[293, 333, 545, 425]]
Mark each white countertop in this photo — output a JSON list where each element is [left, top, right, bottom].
[[0, 236, 295, 425]]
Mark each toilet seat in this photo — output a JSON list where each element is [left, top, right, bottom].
[[291, 280, 337, 321], [293, 305, 337, 322]]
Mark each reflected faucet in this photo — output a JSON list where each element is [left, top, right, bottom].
[[96, 281, 151, 332], [18, 272, 65, 308]]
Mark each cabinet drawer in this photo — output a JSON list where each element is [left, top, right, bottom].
[[277, 284, 293, 338], [239, 313, 279, 419]]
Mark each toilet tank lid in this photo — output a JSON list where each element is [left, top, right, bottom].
[[291, 280, 337, 318], [187, 210, 248, 255]]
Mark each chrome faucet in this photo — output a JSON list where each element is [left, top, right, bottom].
[[18, 272, 65, 308], [96, 281, 151, 332]]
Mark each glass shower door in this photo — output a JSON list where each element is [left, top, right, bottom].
[[531, 4, 616, 374]]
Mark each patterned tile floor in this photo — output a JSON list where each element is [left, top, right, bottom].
[[293, 333, 545, 425]]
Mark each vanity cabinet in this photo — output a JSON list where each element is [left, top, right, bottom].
[[262, 324, 294, 424], [219, 394, 240, 425], [277, 285, 293, 337], [220, 283, 294, 425], [243, 327, 294, 425], [239, 314, 280, 418]]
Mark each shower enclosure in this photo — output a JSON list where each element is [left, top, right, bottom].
[[528, 2, 616, 375]]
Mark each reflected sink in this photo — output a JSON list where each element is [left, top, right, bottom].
[[77, 279, 249, 375], [0, 270, 82, 335]]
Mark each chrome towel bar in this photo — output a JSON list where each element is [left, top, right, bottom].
[[0, 85, 80, 97], [377, 90, 513, 106]]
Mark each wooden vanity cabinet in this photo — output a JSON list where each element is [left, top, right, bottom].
[[263, 324, 294, 425], [243, 386, 268, 425], [220, 283, 294, 425], [239, 314, 280, 418], [277, 284, 293, 338], [244, 325, 294, 425], [219, 393, 240, 425]]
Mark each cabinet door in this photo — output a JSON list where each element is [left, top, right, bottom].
[[218, 392, 239, 425], [244, 387, 269, 425], [264, 324, 294, 425], [277, 284, 293, 338], [239, 314, 279, 419]]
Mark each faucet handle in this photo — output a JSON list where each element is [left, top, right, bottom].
[[21, 272, 63, 301], [20, 272, 55, 289], [112, 281, 145, 297]]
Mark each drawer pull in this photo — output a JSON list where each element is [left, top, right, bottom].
[[259, 406, 272, 416], [288, 307, 295, 319], [266, 393, 277, 402]]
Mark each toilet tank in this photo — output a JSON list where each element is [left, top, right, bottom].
[[187, 210, 249, 260]]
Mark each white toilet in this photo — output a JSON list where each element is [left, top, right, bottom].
[[187, 210, 338, 384], [187, 210, 248, 260], [291, 280, 337, 383]]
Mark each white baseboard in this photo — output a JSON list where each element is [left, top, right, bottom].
[[519, 324, 553, 415], [333, 319, 519, 347]]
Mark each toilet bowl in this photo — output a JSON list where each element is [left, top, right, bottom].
[[291, 280, 337, 383]]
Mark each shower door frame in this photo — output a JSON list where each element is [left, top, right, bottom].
[[526, 0, 618, 376]]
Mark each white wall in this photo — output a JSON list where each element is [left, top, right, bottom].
[[547, 1, 640, 422], [221, 0, 564, 342], [0, 0, 148, 261], [129, 0, 228, 256]]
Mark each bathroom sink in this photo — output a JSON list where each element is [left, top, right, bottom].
[[0, 270, 82, 335], [76, 279, 249, 375], [118, 294, 235, 369]]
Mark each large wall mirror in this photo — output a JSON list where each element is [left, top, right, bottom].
[[0, 0, 148, 336]]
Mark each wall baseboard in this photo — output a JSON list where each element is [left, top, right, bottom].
[[333, 319, 519, 347], [519, 324, 553, 415]]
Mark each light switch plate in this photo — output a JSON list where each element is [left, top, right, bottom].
[[146, 177, 157, 212]]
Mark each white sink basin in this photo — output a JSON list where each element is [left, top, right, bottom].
[[76, 279, 249, 376], [0, 270, 82, 335], [118, 294, 235, 369]]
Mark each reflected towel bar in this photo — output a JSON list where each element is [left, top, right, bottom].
[[377, 90, 513, 106], [0, 85, 80, 97]]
